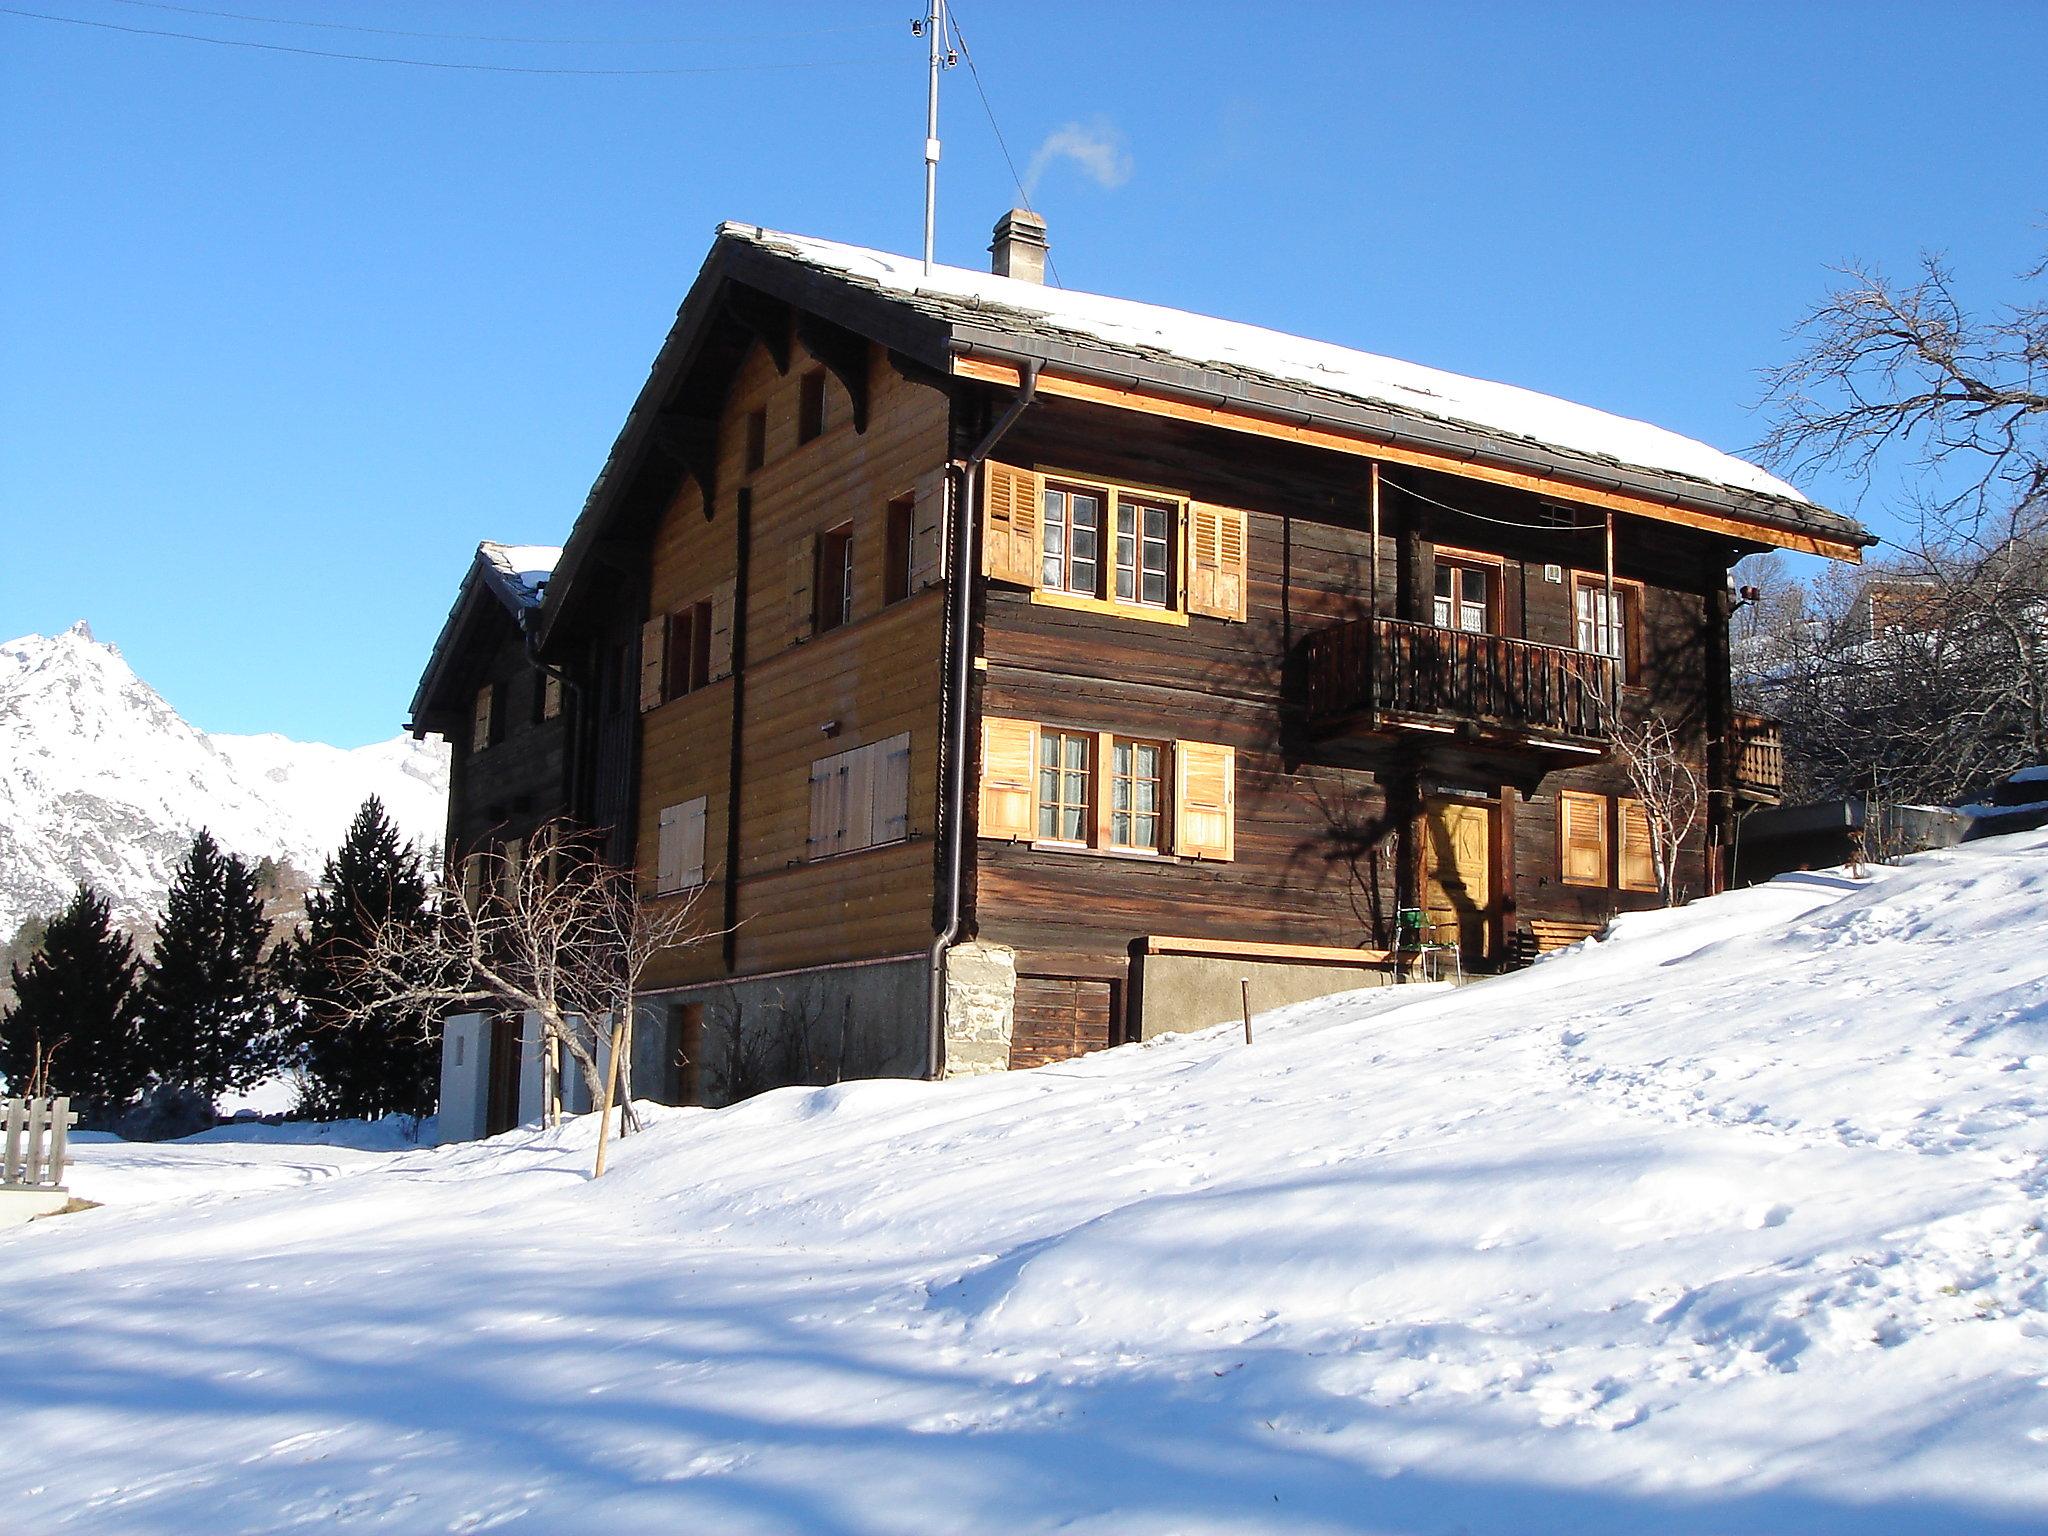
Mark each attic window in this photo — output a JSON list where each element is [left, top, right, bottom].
[[744, 407, 766, 473], [797, 368, 827, 444]]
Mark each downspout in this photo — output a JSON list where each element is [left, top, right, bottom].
[[927, 359, 1039, 1080]]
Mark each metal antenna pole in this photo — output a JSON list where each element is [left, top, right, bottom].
[[923, 0, 943, 273]]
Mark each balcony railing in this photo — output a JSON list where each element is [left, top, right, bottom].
[[1731, 711, 1784, 804], [1300, 615, 1616, 746]]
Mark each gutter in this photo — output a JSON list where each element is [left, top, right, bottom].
[[927, 358, 1039, 1080]]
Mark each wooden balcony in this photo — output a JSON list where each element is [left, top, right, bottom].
[[1731, 711, 1784, 806], [1297, 616, 1615, 790]]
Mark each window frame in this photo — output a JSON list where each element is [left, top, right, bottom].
[[884, 493, 915, 606], [1033, 468, 1188, 622], [1570, 572, 1643, 683], [1431, 550, 1500, 635], [1035, 728, 1095, 846], [1106, 735, 1168, 853], [815, 522, 854, 634], [797, 367, 827, 445]]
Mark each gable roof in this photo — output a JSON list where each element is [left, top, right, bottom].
[[407, 541, 561, 734], [538, 223, 1869, 643]]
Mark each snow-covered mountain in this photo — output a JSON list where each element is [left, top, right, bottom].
[[0, 623, 448, 939]]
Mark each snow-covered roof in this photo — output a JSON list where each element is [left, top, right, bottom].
[[722, 224, 1860, 539], [477, 541, 559, 612]]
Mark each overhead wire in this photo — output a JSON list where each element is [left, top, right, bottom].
[[946, 5, 1063, 288], [101, 0, 894, 48], [0, 5, 894, 74], [1380, 471, 1604, 534]]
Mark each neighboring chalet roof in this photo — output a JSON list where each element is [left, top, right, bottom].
[[407, 541, 561, 735], [537, 222, 1871, 645]]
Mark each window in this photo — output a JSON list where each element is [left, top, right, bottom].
[[1108, 738, 1165, 851], [884, 494, 915, 606], [1573, 575, 1636, 680], [797, 368, 827, 444], [657, 797, 707, 893], [1434, 561, 1492, 633], [471, 684, 495, 753], [744, 407, 766, 473], [816, 523, 854, 633], [666, 602, 712, 698], [808, 733, 911, 858], [1116, 499, 1173, 607], [980, 718, 1236, 861], [1036, 729, 1093, 842], [1040, 484, 1103, 596], [1618, 797, 1658, 892], [1559, 789, 1609, 886]]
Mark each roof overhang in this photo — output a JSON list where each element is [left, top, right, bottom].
[[949, 349, 1870, 562]]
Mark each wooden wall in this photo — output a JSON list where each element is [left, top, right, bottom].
[[969, 398, 1732, 975], [638, 332, 951, 990], [444, 620, 570, 862]]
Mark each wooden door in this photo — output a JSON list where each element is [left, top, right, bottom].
[[485, 1016, 523, 1137], [1011, 976, 1118, 1069], [1423, 799, 1495, 963]]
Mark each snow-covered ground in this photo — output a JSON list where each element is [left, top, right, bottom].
[[3, 833, 2045, 1535]]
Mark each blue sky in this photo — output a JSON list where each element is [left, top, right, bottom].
[[3, 1, 2041, 746]]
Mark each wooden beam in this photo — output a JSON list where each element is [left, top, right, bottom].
[[648, 415, 718, 511], [724, 288, 792, 374], [1140, 934, 1398, 966], [951, 355, 1863, 562]]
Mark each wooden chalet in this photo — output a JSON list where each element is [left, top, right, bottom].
[[416, 211, 1874, 1122]]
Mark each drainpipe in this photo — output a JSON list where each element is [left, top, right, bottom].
[[927, 359, 1039, 1079]]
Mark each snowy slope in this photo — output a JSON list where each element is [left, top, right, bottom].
[[5, 832, 2047, 1534], [0, 623, 447, 937]]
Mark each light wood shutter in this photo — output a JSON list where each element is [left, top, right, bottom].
[[460, 852, 484, 911], [872, 731, 912, 844], [979, 716, 1038, 839], [657, 802, 685, 892], [910, 469, 949, 591], [1559, 790, 1609, 886], [1188, 503, 1249, 620], [707, 577, 736, 680], [501, 838, 524, 903], [541, 672, 563, 720], [638, 615, 669, 711], [808, 754, 848, 860], [1173, 740, 1235, 859], [471, 684, 494, 752], [789, 535, 817, 645], [981, 461, 1041, 587], [677, 798, 706, 889], [1618, 797, 1657, 892]]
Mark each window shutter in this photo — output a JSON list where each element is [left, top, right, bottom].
[[843, 740, 877, 852], [541, 672, 563, 720], [638, 615, 669, 712], [789, 535, 817, 645], [501, 838, 524, 902], [1619, 797, 1657, 892], [871, 731, 912, 844], [1187, 503, 1249, 620], [910, 469, 949, 591], [1559, 790, 1609, 886], [808, 754, 849, 860], [471, 684, 494, 752], [679, 797, 707, 889], [1174, 740, 1235, 860], [460, 852, 484, 911], [981, 461, 1040, 587], [978, 716, 1037, 839], [657, 802, 684, 892], [707, 577, 736, 680]]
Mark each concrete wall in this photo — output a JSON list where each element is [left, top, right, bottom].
[[1133, 953, 1397, 1040], [436, 1013, 491, 1144], [646, 958, 929, 1108]]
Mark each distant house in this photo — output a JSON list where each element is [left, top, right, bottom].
[[411, 211, 1874, 1130]]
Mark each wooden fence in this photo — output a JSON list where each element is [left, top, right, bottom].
[[2, 1097, 78, 1191]]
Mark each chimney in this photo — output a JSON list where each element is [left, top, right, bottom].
[[989, 208, 1048, 284]]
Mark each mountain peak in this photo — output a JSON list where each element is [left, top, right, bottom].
[[66, 618, 94, 642]]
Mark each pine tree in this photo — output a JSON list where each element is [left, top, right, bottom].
[[292, 797, 438, 1120], [0, 886, 143, 1123], [138, 829, 285, 1103]]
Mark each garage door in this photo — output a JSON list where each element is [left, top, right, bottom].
[[1010, 976, 1117, 1069]]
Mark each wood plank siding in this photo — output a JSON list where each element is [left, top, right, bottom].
[[638, 333, 950, 990]]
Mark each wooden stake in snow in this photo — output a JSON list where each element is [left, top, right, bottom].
[[592, 1014, 627, 1180], [1241, 978, 1254, 1045]]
